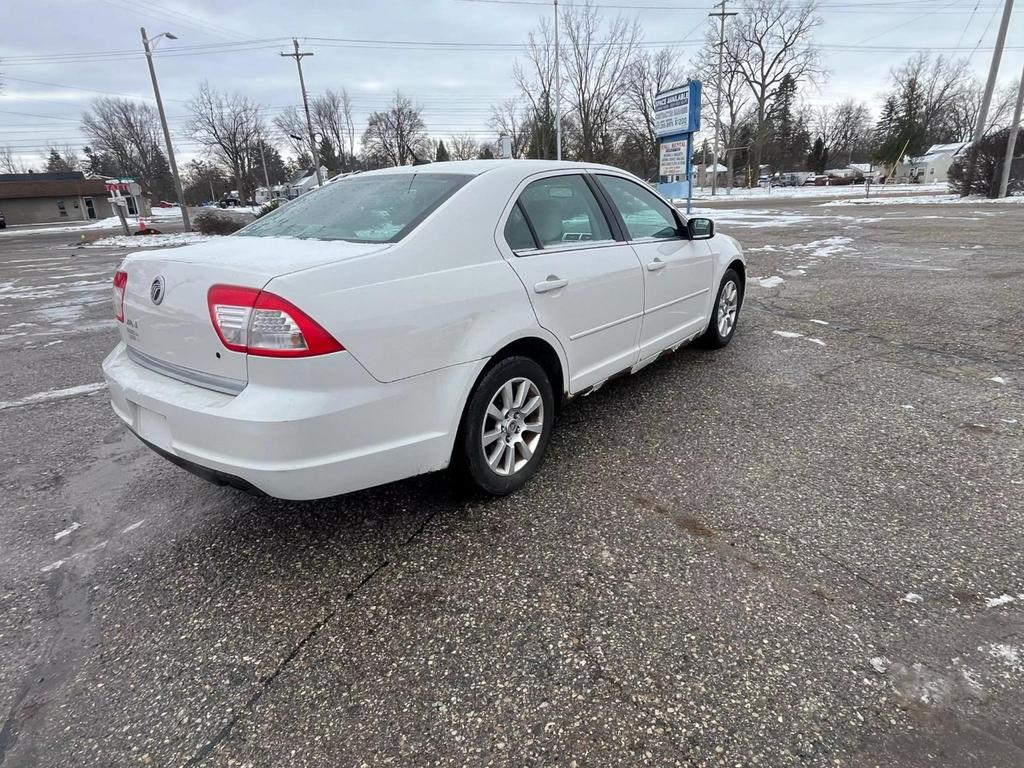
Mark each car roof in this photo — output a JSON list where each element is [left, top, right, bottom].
[[355, 159, 632, 181]]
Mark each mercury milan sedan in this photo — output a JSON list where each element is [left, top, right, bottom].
[[103, 160, 745, 499]]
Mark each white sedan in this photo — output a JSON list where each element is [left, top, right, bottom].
[[103, 160, 745, 499]]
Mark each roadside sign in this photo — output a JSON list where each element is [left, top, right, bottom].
[[654, 81, 702, 137], [659, 138, 688, 177]]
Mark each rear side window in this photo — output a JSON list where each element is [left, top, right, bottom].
[[517, 175, 613, 248], [596, 175, 681, 240], [237, 173, 470, 243], [504, 203, 538, 251]]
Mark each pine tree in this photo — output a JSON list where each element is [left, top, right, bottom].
[[436, 140, 450, 162], [319, 137, 342, 176], [806, 136, 828, 173]]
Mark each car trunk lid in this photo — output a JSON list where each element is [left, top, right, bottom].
[[119, 236, 388, 389]]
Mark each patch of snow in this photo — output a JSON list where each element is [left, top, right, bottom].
[[985, 594, 1015, 608], [987, 643, 1023, 673], [0, 382, 106, 411], [822, 193, 1024, 207], [805, 338, 826, 346], [751, 275, 785, 288], [53, 522, 81, 541], [85, 233, 214, 249], [809, 319, 829, 325], [773, 330, 803, 339], [121, 519, 146, 534], [989, 376, 1007, 385], [902, 404, 916, 410], [791, 236, 854, 258], [870, 656, 890, 674], [901, 592, 923, 604]]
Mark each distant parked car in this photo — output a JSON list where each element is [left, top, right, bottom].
[[217, 196, 242, 208]]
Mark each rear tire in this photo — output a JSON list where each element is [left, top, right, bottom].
[[454, 356, 555, 496], [700, 269, 742, 349]]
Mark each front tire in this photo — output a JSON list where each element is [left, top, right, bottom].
[[701, 269, 742, 349], [455, 356, 555, 496]]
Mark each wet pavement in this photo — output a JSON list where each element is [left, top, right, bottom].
[[1, 195, 1022, 766]]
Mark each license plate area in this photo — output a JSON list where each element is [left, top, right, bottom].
[[135, 403, 172, 451]]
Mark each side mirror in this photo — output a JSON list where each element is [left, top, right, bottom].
[[687, 217, 714, 240]]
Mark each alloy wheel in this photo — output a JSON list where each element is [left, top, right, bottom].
[[717, 280, 739, 338], [481, 376, 544, 476]]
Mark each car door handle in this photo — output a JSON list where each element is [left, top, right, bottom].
[[647, 259, 667, 271], [534, 276, 568, 293]]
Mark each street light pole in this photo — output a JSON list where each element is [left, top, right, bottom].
[[281, 38, 323, 186], [141, 27, 190, 231], [554, 0, 561, 161]]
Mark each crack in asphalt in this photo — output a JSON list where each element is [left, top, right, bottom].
[[182, 506, 444, 767]]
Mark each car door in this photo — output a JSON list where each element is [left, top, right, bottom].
[[500, 172, 645, 394], [593, 173, 715, 361]]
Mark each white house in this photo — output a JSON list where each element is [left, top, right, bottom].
[[902, 142, 969, 184], [286, 166, 328, 199], [692, 163, 729, 189]]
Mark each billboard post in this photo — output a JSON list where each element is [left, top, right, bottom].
[[654, 81, 702, 214]]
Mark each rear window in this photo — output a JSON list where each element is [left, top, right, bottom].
[[237, 173, 471, 243]]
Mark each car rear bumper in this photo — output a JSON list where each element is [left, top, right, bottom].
[[102, 342, 481, 500]]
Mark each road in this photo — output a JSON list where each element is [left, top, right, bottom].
[[1, 195, 1022, 766]]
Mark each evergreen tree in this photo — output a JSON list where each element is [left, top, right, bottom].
[[46, 149, 75, 172], [319, 137, 342, 176], [436, 140, 450, 162], [807, 136, 828, 173]]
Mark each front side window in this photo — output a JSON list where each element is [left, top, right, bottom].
[[237, 173, 471, 243], [517, 175, 613, 248], [596, 175, 680, 240]]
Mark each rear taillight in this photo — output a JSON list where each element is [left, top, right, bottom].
[[113, 270, 128, 322], [207, 284, 344, 357]]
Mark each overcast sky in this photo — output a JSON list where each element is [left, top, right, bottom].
[[2, 0, 1022, 167]]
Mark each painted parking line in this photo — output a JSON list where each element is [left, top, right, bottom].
[[0, 382, 106, 411]]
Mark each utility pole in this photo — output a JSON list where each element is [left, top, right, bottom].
[[281, 38, 323, 187], [708, 0, 737, 197], [962, 0, 1014, 195], [259, 136, 271, 190], [554, 0, 562, 161], [998, 63, 1024, 198], [141, 28, 190, 231]]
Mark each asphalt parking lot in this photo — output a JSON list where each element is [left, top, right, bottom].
[[1, 193, 1022, 767]]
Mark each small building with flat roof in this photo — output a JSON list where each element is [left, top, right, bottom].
[[0, 172, 114, 225]]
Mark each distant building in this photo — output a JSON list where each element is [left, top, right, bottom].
[[692, 163, 729, 189], [286, 166, 328, 199], [900, 142, 970, 184], [0, 172, 114, 226]]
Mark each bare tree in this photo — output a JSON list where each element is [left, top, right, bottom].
[[945, 76, 1020, 141], [272, 106, 310, 159], [513, 18, 559, 159], [625, 47, 683, 177], [561, 4, 642, 163], [1, 145, 34, 174], [80, 97, 171, 196], [723, 0, 824, 174], [448, 134, 480, 161], [692, 29, 750, 178], [311, 89, 356, 170], [187, 81, 265, 203], [812, 99, 871, 165], [890, 53, 970, 144], [489, 98, 530, 159], [361, 92, 429, 167]]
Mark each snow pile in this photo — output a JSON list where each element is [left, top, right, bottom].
[[751, 275, 785, 288], [691, 182, 944, 202], [85, 233, 213, 249], [690, 207, 813, 228], [823, 193, 1024, 207]]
